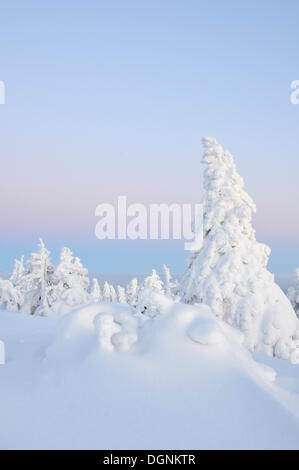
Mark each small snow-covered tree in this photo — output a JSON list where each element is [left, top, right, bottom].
[[288, 269, 299, 317], [180, 137, 299, 362], [136, 270, 165, 316], [144, 269, 164, 294], [0, 280, 23, 310], [9, 256, 26, 309], [20, 239, 57, 315], [90, 278, 102, 302], [126, 278, 138, 306], [10, 256, 25, 288], [117, 285, 127, 304], [54, 247, 90, 311], [103, 281, 111, 302], [110, 285, 117, 303], [100, 282, 118, 302], [163, 264, 178, 298]]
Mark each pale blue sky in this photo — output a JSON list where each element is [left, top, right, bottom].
[[0, 0, 298, 275]]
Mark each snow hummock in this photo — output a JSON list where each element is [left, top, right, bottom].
[[187, 316, 226, 346], [180, 137, 299, 361], [0, 299, 299, 449]]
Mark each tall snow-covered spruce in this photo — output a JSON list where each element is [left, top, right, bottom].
[[180, 137, 299, 362]]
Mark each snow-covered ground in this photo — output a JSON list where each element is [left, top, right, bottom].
[[0, 299, 299, 450]]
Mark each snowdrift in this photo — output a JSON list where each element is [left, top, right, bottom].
[[0, 298, 299, 449]]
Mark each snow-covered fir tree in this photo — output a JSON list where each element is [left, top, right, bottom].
[[90, 278, 102, 302], [54, 247, 90, 311], [180, 137, 299, 362], [103, 281, 112, 302], [136, 270, 165, 316], [0, 279, 23, 310], [10, 256, 25, 288], [126, 278, 138, 306], [144, 269, 164, 294], [110, 285, 117, 303], [163, 264, 178, 298], [20, 239, 57, 315], [288, 269, 299, 317], [117, 285, 127, 304], [8, 256, 26, 309]]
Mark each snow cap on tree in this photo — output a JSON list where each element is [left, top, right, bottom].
[[180, 137, 299, 362]]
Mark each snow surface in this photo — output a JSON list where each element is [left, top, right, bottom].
[[0, 299, 299, 449]]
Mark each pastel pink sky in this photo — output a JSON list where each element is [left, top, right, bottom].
[[0, 0, 298, 274]]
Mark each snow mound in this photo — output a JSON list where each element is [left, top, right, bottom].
[[0, 302, 299, 449], [188, 317, 226, 346], [46, 297, 275, 383], [45, 302, 140, 361], [43, 297, 284, 391], [94, 312, 138, 352]]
